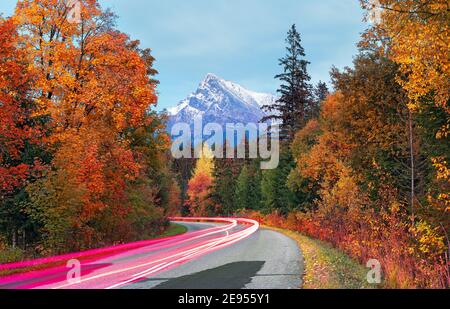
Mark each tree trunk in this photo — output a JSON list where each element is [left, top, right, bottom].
[[12, 229, 16, 249], [22, 230, 26, 250], [408, 109, 415, 221]]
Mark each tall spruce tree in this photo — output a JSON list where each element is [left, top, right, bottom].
[[262, 24, 313, 141], [311, 81, 329, 118], [234, 162, 262, 211], [314, 81, 329, 104], [212, 158, 238, 216], [235, 165, 251, 210], [260, 148, 298, 214]]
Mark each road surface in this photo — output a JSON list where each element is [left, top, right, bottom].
[[0, 218, 303, 289]]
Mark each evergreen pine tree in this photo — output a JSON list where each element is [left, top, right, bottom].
[[234, 162, 262, 211], [314, 81, 329, 104], [262, 24, 313, 141], [260, 148, 298, 214], [212, 159, 237, 216], [247, 160, 263, 210], [235, 165, 250, 210], [310, 81, 329, 117]]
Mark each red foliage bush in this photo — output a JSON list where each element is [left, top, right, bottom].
[[240, 208, 449, 288]]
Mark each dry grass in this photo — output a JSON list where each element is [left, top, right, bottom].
[[265, 226, 375, 289]]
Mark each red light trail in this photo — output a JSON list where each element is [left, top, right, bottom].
[[0, 218, 259, 289]]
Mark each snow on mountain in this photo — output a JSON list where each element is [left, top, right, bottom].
[[167, 73, 277, 131]]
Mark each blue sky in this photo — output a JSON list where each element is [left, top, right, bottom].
[[0, 1, 367, 111]]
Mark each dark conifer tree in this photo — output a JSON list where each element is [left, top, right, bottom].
[[234, 165, 251, 210], [314, 81, 329, 104], [212, 158, 237, 216], [310, 81, 329, 117], [262, 24, 313, 141], [234, 162, 262, 211], [260, 148, 298, 214]]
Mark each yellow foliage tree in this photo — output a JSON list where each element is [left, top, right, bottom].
[[187, 145, 215, 216], [361, 0, 450, 217], [361, 0, 449, 113], [193, 144, 215, 178]]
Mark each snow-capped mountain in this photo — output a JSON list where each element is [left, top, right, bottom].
[[167, 73, 277, 131]]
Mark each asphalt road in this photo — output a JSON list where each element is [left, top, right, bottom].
[[0, 219, 303, 289], [125, 221, 303, 289]]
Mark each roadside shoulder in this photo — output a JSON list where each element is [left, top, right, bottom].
[[263, 226, 373, 289]]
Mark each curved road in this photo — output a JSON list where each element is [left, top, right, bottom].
[[0, 218, 303, 289]]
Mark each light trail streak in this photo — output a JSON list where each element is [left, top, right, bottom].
[[0, 218, 259, 289]]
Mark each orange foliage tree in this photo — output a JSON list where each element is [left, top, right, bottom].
[[0, 1, 179, 252], [0, 18, 39, 194], [284, 50, 449, 287], [361, 0, 449, 112], [360, 0, 449, 245]]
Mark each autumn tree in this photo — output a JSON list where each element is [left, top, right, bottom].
[[360, 0, 450, 221], [125, 113, 181, 236], [186, 145, 215, 216], [0, 19, 35, 197], [0, 0, 175, 252], [0, 17, 50, 250], [288, 49, 448, 287], [361, 0, 449, 112], [287, 119, 322, 211], [329, 51, 416, 210]]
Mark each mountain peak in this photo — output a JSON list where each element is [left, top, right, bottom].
[[167, 75, 277, 131], [203, 73, 220, 82], [199, 73, 223, 89]]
